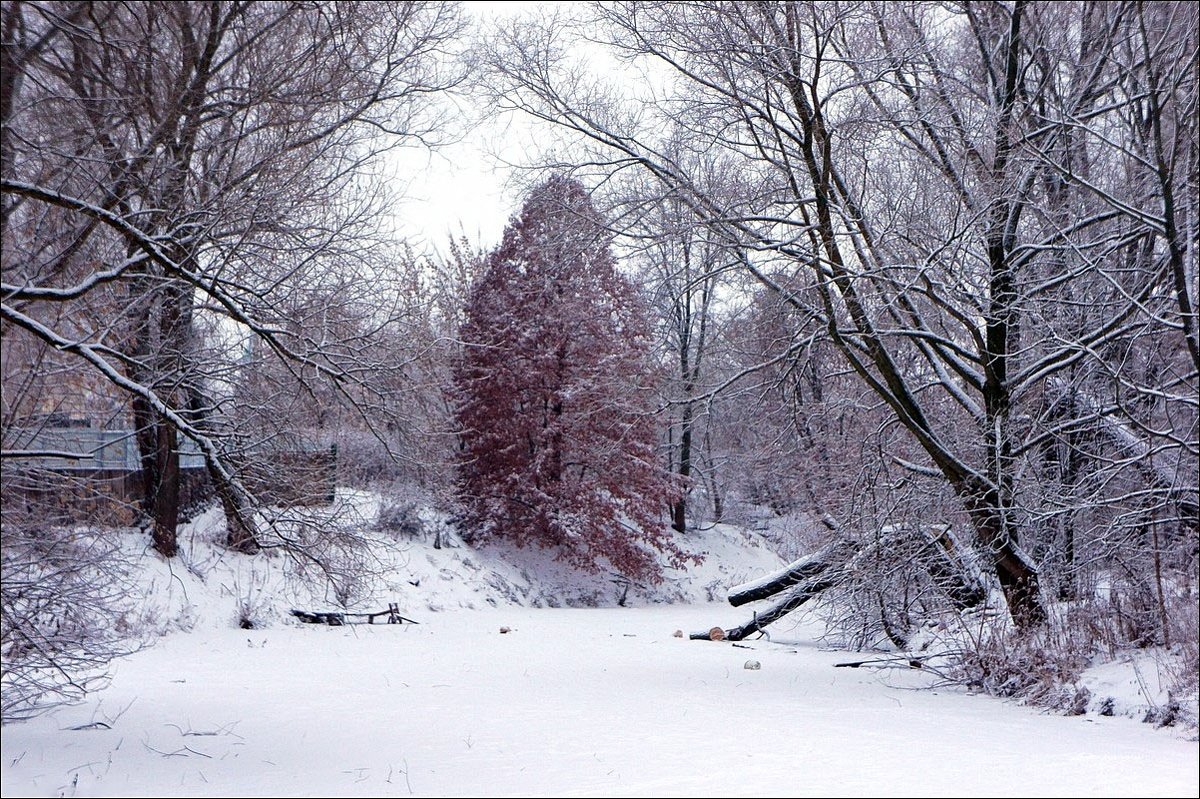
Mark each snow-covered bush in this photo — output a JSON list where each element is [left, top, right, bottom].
[[375, 496, 425, 539], [1, 522, 136, 722]]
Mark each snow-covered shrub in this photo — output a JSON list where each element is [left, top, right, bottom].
[[1, 522, 136, 722], [931, 587, 1198, 727], [1167, 585, 1199, 698], [230, 571, 274, 630], [375, 497, 424, 539], [952, 622, 1092, 700]]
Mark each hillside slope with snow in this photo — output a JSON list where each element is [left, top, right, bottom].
[[130, 490, 790, 635]]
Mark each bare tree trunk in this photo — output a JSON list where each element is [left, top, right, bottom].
[[213, 463, 258, 554], [183, 377, 259, 553], [693, 573, 839, 642], [134, 419, 183, 556], [971, 0, 1045, 630], [728, 539, 852, 606], [671, 394, 693, 534]]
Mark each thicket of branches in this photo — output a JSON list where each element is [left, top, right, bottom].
[[1, 0, 466, 719], [479, 0, 1198, 650]]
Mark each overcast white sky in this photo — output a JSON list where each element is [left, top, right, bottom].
[[387, 1, 579, 254], [388, 128, 516, 253]]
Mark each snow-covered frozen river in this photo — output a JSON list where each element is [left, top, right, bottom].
[[2, 605, 1196, 797]]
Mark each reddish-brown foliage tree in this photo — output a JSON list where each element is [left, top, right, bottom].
[[453, 176, 690, 581]]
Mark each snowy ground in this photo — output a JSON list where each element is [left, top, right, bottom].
[[2, 604, 1197, 798], [3, 495, 1197, 797]]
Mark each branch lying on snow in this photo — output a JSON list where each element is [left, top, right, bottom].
[[165, 721, 243, 740], [835, 657, 925, 669], [834, 654, 964, 685], [144, 741, 211, 759]]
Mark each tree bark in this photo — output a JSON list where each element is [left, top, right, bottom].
[[770, 7, 1049, 628], [728, 539, 853, 606], [918, 527, 989, 611], [671, 395, 693, 534], [694, 573, 838, 642], [133, 397, 180, 558]]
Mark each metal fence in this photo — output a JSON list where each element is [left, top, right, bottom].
[[4, 428, 206, 471], [2, 429, 337, 516]]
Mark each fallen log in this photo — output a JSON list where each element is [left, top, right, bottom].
[[694, 524, 988, 644], [729, 528, 984, 611], [692, 572, 839, 641], [1045, 377, 1199, 533], [291, 609, 347, 625], [835, 657, 924, 669], [727, 539, 856, 607]]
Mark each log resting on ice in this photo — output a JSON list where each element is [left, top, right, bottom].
[[691, 572, 839, 641], [727, 539, 857, 607], [694, 526, 987, 642]]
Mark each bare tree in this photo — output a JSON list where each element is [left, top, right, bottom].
[[479, 0, 1198, 630], [611, 171, 733, 532], [2, 0, 467, 554], [0, 517, 135, 722]]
